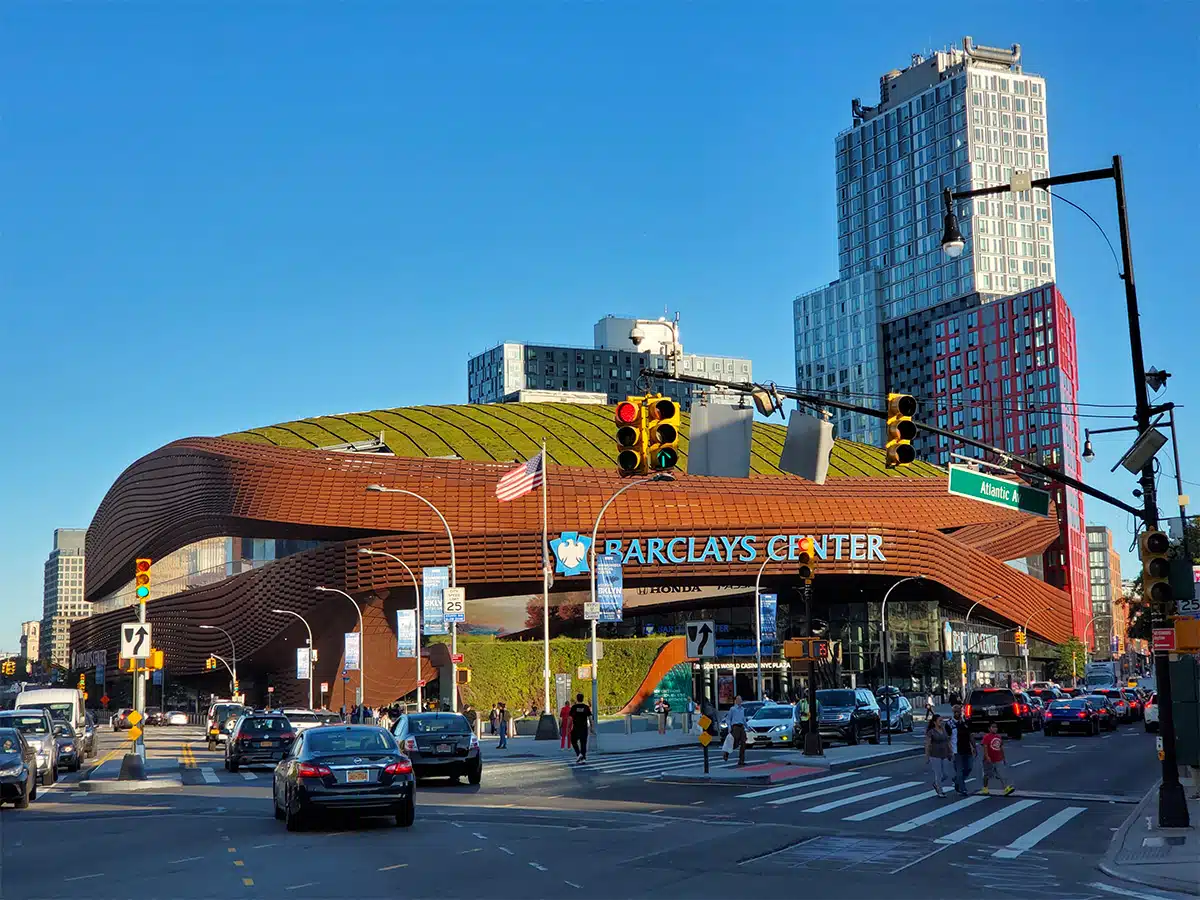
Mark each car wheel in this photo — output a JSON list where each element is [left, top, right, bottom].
[[208, 740, 216, 752], [272, 786, 284, 820], [284, 792, 306, 832], [42, 767, 55, 786], [1145, 722, 1153, 732], [72, 761, 81, 773], [15, 786, 29, 809], [868, 724, 880, 745], [847, 726, 859, 746], [468, 761, 482, 785], [395, 793, 415, 828], [28, 777, 36, 801], [1091, 719, 1100, 736], [229, 758, 239, 773], [905, 717, 914, 733]]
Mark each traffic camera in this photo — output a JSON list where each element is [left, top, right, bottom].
[[647, 395, 680, 471], [1139, 529, 1172, 609], [135, 558, 152, 600], [885, 393, 917, 467], [614, 399, 646, 475], [796, 536, 816, 583]]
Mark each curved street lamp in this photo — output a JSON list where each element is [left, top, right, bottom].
[[359, 548, 424, 711], [270, 609, 315, 710], [753, 556, 774, 702], [879, 577, 922, 745], [316, 586, 365, 722], [366, 484, 459, 711], [1020, 605, 1055, 688]]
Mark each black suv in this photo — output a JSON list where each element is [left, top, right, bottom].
[[815, 688, 881, 746], [965, 687, 1024, 739], [226, 714, 296, 772]]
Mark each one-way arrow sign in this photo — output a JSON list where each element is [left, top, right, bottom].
[[120, 622, 152, 660], [686, 620, 716, 659]]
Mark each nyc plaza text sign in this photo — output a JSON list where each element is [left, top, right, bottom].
[[599, 532, 886, 568]]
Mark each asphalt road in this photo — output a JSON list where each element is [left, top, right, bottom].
[[0, 719, 1188, 900]]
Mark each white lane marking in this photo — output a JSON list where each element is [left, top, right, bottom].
[[992, 806, 1086, 858], [1087, 881, 1191, 900], [200, 767, 219, 784], [888, 795, 987, 832], [167, 856, 203, 864], [768, 776, 889, 807], [63, 874, 104, 882], [285, 884, 316, 891], [473, 832, 487, 839], [738, 771, 858, 799], [529, 863, 547, 871], [498, 847, 514, 855], [451, 822, 463, 828], [1010, 759, 1031, 767], [251, 843, 277, 849], [583, 754, 710, 777], [240, 771, 257, 780], [565, 881, 582, 889], [935, 799, 1040, 844], [844, 789, 939, 821], [378, 864, 408, 871], [1064, 744, 1077, 750], [803, 781, 924, 813]]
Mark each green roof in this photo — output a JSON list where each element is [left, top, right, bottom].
[[224, 403, 943, 479]]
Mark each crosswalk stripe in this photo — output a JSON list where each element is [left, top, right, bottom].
[[935, 799, 1040, 844], [768, 776, 889, 807], [888, 795, 986, 832], [738, 771, 858, 799], [843, 789, 938, 821], [584, 753, 702, 773], [200, 767, 220, 784], [241, 771, 257, 780], [802, 781, 923, 813], [992, 806, 1086, 858]]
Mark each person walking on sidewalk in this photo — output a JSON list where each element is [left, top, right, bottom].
[[559, 700, 573, 750], [980, 722, 1014, 796], [725, 695, 749, 767], [951, 704, 976, 796], [496, 702, 509, 749], [924, 714, 953, 798], [488, 704, 498, 735], [569, 693, 592, 763], [925, 693, 935, 722]]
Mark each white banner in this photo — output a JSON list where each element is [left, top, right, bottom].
[[296, 647, 311, 680], [344, 632, 361, 671]]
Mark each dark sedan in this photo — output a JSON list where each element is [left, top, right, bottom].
[[53, 723, 82, 772], [1043, 698, 1103, 735], [392, 713, 482, 783], [1082, 695, 1120, 731], [0, 728, 37, 808], [272, 725, 415, 831], [226, 714, 296, 772]]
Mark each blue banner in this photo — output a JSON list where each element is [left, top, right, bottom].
[[422, 566, 449, 635], [95, 664, 104, 685], [596, 553, 624, 623], [396, 610, 418, 659], [1110, 633, 1119, 654], [760, 593, 777, 641], [152, 670, 163, 686]]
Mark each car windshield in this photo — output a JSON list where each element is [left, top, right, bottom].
[[282, 712, 321, 723], [0, 728, 22, 753], [817, 690, 856, 707], [21, 702, 74, 723], [752, 707, 793, 721], [239, 717, 290, 734], [407, 715, 470, 734], [55, 723, 76, 738], [1097, 690, 1122, 698], [1, 715, 49, 735], [307, 728, 395, 754], [969, 690, 1015, 705], [212, 705, 245, 723], [1050, 699, 1088, 709]]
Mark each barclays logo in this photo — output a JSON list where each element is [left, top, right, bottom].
[[550, 531, 593, 576]]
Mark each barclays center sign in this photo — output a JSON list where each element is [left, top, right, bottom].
[[551, 531, 887, 575]]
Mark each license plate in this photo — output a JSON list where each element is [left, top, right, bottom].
[[986, 707, 998, 716], [347, 769, 369, 783], [260, 741, 273, 748], [436, 743, 452, 754]]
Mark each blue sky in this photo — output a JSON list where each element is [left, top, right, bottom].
[[2, 2, 1196, 647]]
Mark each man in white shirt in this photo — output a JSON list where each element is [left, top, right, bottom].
[[725, 695, 749, 767]]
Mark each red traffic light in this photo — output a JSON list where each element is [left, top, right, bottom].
[[615, 402, 639, 424], [136, 559, 151, 573]]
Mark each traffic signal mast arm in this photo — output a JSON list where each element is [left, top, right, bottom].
[[646, 368, 1146, 521]]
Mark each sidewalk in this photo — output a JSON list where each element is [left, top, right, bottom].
[[1100, 779, 1200, 896], [479, 727, 696, 758]]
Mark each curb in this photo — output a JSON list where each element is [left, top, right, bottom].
[[655, 745, 924, 786], [1098, 779, 1200, 898], [78, 775, 184, 794]]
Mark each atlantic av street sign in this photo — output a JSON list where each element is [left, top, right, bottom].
[[947, 465, 1051, 517]]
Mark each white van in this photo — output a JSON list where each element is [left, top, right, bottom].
[[16, 688, 87, 732]]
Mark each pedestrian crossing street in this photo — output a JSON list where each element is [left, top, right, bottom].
[[735, 771, 1091, 858]]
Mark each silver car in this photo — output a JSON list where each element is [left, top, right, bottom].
[[0, 710, 59, 785], [747, 704, 799, 748], [278, 709, 330, 734]]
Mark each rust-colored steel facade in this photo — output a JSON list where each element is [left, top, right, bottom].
[[74, 437, 1070, 707]]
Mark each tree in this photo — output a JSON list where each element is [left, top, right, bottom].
[[1056, 637, 1087, 684]]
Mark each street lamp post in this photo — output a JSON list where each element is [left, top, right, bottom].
[[880, 577, 922, 746], [588, 474, 674, 745], [199, 625, 238, 696], [271, 609, 315, 710], [359, 548, 424, 711], [941, 155, 1188, 827], [366, 485, 459, 711], [1082, 614, 1113, 666], [1020, 606, 1054, 688], [753, 556, 772, 702], [315, 587, 365, 722]]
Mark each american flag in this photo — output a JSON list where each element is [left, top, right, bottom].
[[495, 451, 545, 502]]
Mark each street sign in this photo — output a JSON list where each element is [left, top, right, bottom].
[[947, 464, 1051, 517], [128, 726, 143, 742], [319, 682, 329, 693], [127, 709, 143, 727], [450, 653, 464, 664], [577, 664, 593, 680], [583, 601, 601, 620], [698, 731, 712, 747], [152, 670, 163, 686], [120, 622, 152, 659], [685, 620, 716, 659], [100, 694, 110, 708], [1153, 628, 1176, 652], [443, 587, 466, 624]]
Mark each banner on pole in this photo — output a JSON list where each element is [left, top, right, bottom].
[[760, 593, 777, 642], [344, 632, 361, 670], [296, 647, 311, 679], [396, 610, 418, 658], [596, 553, 624, 623], [95, 663, 105, 685], [422, 566, 449, 635]]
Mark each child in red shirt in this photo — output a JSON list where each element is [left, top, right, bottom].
[[980, 722, 1014, 796]]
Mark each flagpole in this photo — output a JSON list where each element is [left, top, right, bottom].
[[541, 441, 552, 716]]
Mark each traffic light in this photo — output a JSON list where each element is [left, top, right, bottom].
[[135, 558, 152, 601], [885, 393, 917, 467], [1140, 529, 1172, 609], [647, 395, 681, 471], [205, 656, 217, 670], [1, 659, 15, 676], [147, 649, 164, 670], [77, 673, 86, 690], [797, 536, 816, 583], [1015, 629, 1026, 647], [615, 398, 647, 475]]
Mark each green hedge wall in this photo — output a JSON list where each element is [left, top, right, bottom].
[[431, 635, 671, 715]]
